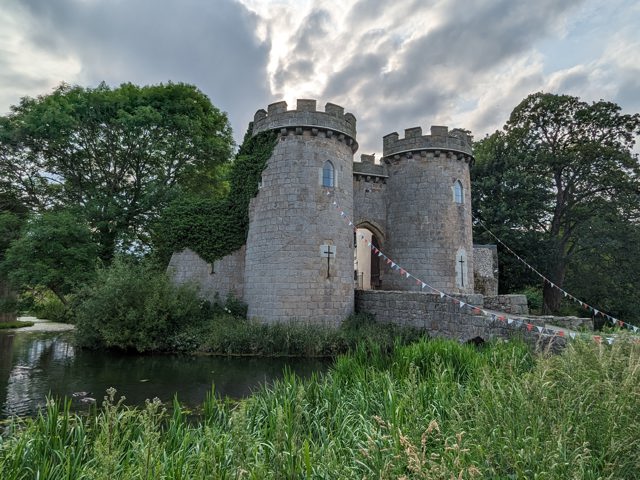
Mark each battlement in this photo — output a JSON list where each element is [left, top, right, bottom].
[[382, 125, 474, 163], [252, 99, 357, 151]]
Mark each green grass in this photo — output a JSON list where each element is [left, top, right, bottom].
[[171, 312, 428, 356], [1, 336, 639, 478], [0, 320, 34, 330]]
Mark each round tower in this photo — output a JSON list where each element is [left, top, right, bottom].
[[382, 126, 474, 294], [244, 99, 358, 325]]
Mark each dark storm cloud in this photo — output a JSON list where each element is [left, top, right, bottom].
[[12, 0, 271, 142]]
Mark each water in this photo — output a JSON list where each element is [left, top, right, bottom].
[[0, 330, 330, 418]]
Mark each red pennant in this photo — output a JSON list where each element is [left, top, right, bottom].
[[593, 336, 602, 344], [386, 259, 391, 265], [527, 323, 533, 331], [618, 321, 624, 328], [472, 307, 482, 314], [498, 316, 506, 322], [399, 269, 405, 275], [415, 279, 421, 286], [557, 331, 564, 337]]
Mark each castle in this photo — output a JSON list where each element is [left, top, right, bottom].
[[169, 99, 499, 326]]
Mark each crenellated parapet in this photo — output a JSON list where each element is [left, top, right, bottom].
[[252, 99, 358, 152], [382, 126, 473, 165]]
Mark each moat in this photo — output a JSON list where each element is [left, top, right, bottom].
[[0, 330, 329, 418]]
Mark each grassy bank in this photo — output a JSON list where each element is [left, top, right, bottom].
[[0, 320, 34, 330], [1, 336, 639, 478]]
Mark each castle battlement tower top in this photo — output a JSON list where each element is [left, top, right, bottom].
[[382, 126, 473, 164], [252, 99, 358, 152]]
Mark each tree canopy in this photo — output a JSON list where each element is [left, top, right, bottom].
[[473, 92, 640, 316], [0, 82, 234, 261]]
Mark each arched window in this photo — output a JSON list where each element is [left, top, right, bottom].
[[453, 180, 464, 204], [322, 161, 335, 187]]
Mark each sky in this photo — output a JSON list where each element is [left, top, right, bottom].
[[1, 0, 639, 156]]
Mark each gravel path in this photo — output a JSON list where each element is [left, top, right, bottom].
[[13, 316, 75, 332]]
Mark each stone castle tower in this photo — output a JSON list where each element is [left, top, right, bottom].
[[244, 100, 357, 325], [168, 99, 477, 325]]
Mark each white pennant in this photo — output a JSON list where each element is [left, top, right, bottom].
[[507, 318, 514, 325], [459, 301, 465, 308], [439, 292, 445, 299], [421, 282, 426, 289], [348, 221, 353, 226], [570, 332, 576, 339], [536, 326, 544, 333], [633, 326, 639, 333], [405, 272, 410, 278], [332, 201, 337, 205], [606, 337, 614, 345], [340, 211, 345, 216]]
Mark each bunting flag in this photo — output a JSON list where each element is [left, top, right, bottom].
[[472, 214, 638, 331], [325, 190, 639, 345]]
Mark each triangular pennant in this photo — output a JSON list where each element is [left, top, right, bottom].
[[498, 316, 506, 322], [348, 221, 353, 226], [563, 291, 568, 297], [326, 191, 331, 196], [378, 252, 383, 257], [618, 321, 624, 328], [473, 307, 482, 315], [593, 336, 602, 344], [593, 309, 599, 316], [340, 211, 345, 216], [332, 201, 337, 206], [405, 271, 410, 278], [610, 317, 616, 325], [633, 326, 639, 333], [557, 330, 564, 337], [527, 323, 533, 331], [569, 332, 576, 340], [459, 301, 465, 308], [606, 337, 614, 345], [536, 326, 543, 333], [399, 268, 405, 275], [439, 292, 445, 298], [421, 282, 427, 289], [507, 318, 514, 325], [416, 279, 421, 286], [386, 258, 392, 265], [367, 242, 372, 247], [391, 262, 396, 268]]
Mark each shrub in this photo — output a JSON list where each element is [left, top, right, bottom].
[[74, 259, 207, 352]]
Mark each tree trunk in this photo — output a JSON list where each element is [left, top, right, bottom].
[[0, 277, 18, 323], [542, 261, 566, 314]]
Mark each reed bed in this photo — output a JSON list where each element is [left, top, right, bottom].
[[1, 336, 639, 478]]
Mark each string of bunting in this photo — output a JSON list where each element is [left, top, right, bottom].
[[326, 191, 640, 345], [472, 215, 639, 333]]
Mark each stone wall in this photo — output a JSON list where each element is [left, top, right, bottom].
[[167, 247, 245, 304], [483, 294, 529, 314], [473, 244, 498, 296], [355, 290, 567, 349]]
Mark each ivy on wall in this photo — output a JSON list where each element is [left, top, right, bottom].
[[153, 129, 277, 264]]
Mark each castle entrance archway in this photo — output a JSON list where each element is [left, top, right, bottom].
[[355, 222, 384, 290]]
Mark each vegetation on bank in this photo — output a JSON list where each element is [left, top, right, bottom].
[[1, 337, 638, 478], [0, 320, 34, 330]]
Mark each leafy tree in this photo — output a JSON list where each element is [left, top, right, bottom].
[[0, 82, 233, 261], [151, 128, 276, 265], [74, 259, 206, 352], [1, 210, 99, 305], [473, 92, 640, 314]]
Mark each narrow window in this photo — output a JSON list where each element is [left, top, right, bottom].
[[455, 248, 467, 289], [453, 180, 464, 204], [322, 161, 335, 188]]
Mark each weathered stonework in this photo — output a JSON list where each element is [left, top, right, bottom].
[[473, 245, 498, 296], [483, 294, 529, 315], [243, 100, 356, 325], [379, 126, 474, 294], [355, 290, 567, 350], [168, 247, 245, 303]]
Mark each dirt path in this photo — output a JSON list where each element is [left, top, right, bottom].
[[13, 316, 75, 332]]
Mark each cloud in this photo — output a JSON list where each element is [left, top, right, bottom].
[[1, 0, 271, 142]]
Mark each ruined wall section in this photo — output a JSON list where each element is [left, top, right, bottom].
[[168, 247, 245, 304], [382, 126, 474, 294], [244, 100, 357, 326]]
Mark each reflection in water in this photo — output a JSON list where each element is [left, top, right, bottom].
[[0, 331, 329, 418]]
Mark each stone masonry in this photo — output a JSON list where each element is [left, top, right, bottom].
[[168, 99, 497, 327]]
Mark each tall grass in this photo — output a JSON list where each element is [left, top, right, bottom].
[[1, 337, 639, 478]]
